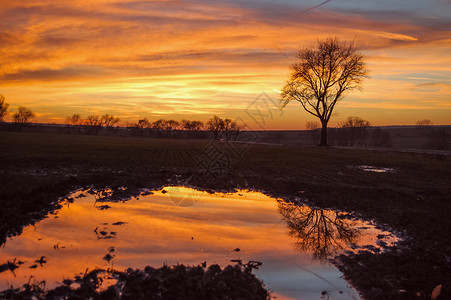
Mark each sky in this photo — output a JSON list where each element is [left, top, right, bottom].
[[0, 0, 450, 129]]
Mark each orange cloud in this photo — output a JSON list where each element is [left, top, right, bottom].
[[0, 0, 450, 127]]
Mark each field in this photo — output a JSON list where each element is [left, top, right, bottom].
[[1, 131, 451, 299]]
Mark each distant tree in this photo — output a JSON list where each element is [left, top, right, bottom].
[[136, 118, 151, 129], [65, 114, 82, 126], [221, 118, 244, 142], [229, 122, 245, 141], [84, 115, 103, 135], [0, 94, 9, 122], [65, 113, 82, 134], [166, 120, 180, 131], [182, 120, 204, 131], [305, 121, 320, 131], [13, 106, 35, 125], [414, 119, 450, 150], [101, 114, 120, 135], [415, 119, 434, 138], [152, 119, 179, 136], [85, 115, 102, 126], [152, 119, 167, 131], [206, 116, 225, 140], [191, 120, 204, 131], [338, 116, 371, 146], [416, 119, 433, 127], [131, 118, 151, 136], [339, 116, 371, 128], [222, 118, 235, 142], [181, 119, 190, 130], [281, 38, 369, 146]]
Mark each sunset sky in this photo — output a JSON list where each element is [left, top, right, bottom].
[[1, 0, 450, 129]]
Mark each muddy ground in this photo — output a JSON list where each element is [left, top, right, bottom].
[[1, 131, 450, 299]]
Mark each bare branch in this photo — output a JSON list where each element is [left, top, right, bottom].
[[280, 38, 369, 146]]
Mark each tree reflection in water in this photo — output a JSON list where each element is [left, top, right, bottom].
[[278, 201, 360, 260]]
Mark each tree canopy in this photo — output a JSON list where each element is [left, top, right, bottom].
[[281, 38, 369, 146]]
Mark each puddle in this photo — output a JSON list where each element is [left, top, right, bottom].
[[355, 165, 395, 173], [0, 187, 399, 299]]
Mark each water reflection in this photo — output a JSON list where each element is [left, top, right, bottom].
[[278, 202, 358, 260], [356, 165, 394, 173], [0, 187, 397, 299]]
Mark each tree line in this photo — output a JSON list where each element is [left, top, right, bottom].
[[65, 113, 244, 140]]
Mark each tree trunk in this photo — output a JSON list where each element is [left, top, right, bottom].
[[320, 121, 329, 146]]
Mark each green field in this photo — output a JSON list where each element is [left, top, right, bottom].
[[1, 131, 451, 299]]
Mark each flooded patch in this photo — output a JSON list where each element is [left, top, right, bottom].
[[355, 165, 395, 173], [0, 187, 399, 299]]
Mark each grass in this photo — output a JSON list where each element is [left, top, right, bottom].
[[1, 131, 451, 299]]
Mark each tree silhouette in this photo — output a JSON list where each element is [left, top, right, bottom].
[[206, 116, 225, 140], [181, 120, 204, 131], [222, 118, 238, 142], [0, 94, 9, 122], [136, 118, 151, 129], [84, 115, 103, 135], [152, 119, 167, 131], [101, 114, 120, 135], [281, 38, 369, 146], [338, 116, 371, 146], [13, 106, 35, 126], [166, 120, 180, 131], [65, 114, 82, 126], [278, 201, 358, 260], [416, 119, 433, 127]]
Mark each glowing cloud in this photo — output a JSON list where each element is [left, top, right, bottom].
[[0, 0, 450, 127]]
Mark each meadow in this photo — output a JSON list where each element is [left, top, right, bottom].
[[1, 131, 450, 299]]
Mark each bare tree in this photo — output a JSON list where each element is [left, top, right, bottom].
[[222, 118, 235, 142], [338, 116, 371, 146], [206, 116, 225, 140], [416, 119, 433, 127], [84, 115, 103, 135], [181, 120, 204, 131], [281, 38, 369, 146], [0, 94, 9, 122], [65, 113, 82, 134], [65, 114, 82, 126], [152, 119, 167, 131], [131, 118, 151, 136], [305, 121, 320, 131], [101, 114, 120, 135], [229, 122, 245, 141], [166, 120, 179, 131], [13, 106, 35, 125], [136, 118, 151, 129], [278, 201, 358, 260]]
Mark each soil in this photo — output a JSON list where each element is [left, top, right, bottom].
[[1, 131, 450, 299]]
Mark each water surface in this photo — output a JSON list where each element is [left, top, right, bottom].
[[0, 187, 398, 299]]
